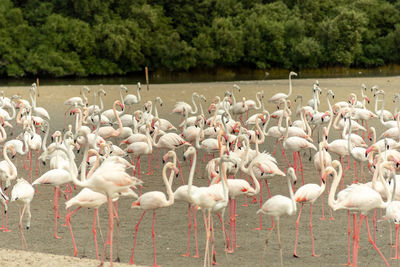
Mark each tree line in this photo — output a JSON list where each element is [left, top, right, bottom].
[[1, 0, 400, 78]]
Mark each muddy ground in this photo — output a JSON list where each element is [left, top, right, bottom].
[[1, 76, 400, 266]]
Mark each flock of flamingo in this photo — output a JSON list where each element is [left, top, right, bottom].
[[1, 74, 400, 267]]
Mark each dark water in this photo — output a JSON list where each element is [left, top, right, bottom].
[[1, 64, 400, 86]]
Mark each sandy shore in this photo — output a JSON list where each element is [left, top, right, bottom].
[[0, 248, 142, 267]]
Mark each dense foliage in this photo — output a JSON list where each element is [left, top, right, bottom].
[[1, 0, 400, 77]]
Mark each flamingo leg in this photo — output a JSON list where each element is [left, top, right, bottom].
[[54, 187, 61, 239], [203, 210, 211, 267], [260, 218, 275, 266], [152, 210, 160, 267], [392, 224, 400, 260], [343, 211, 352, 266], [182, 204, 192, 257], [234, 199, 239, 249], [177, 159, 185, 185], [319, 174, 326, 220], [298, 151, 304, 185], [277, 219, 284, 267], [18, 204, 28, 250], [309, 204, 319, 257], [112, 202, 121, 262], [130, 211, 146, 265], [364, 215, 389, 267], [191, 206, 199, 258], [101, 196, 114, 267], [293, 203, 303, 257], [66, 206, 82, 257], [254, 181, 263, 230], [93, 208, 100, 260]]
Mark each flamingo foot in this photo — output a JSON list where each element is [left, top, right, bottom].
[[390, 257, 400, 260], [312, 254, 320, 257], [224, 248, 234, 254], [147, 172, 153, 175], [241, 203, 248, 207], [2, 228, 11, 232], [320, 216, 326, 221], [153, 264, 161, 267], [293, 253, 300, 258], [252, 197, 257, 203], [181, 253, 190, 257], [253, 227, 262, 231], [329, 216, 335, 221], [54, 234, 62, 239], [342, 262, 352, 266], [193, 253, 199, 258]]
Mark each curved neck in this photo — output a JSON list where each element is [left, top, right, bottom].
[[119, 87, 124, 104], [248, 162, 260, 195], [3, 145, 16, 176], [168, 153, 177, 186], [375, 93, 382, 114], [391, 176, 397, 202], [332, 109, 342, 132], [136, 85, 141, 103], [194, 120, 204, 150], [255, 92, 262, 109], [98, 92, 104, 112], [288, 73, 293, 98], [287, 172, 296, 212], [187, 149, 197, 203], [41, 122, 50, 152], [198, 97, 204, 115], [162, 164, 174, 206], [87, 150, 101, 178], [154, 101, 159, 118], [262, 111, 271, 135], [328, 166, 341, 209], [191, 93, 198, 114], [113, 101, 123, 136], [82, 87, 89, 105], [255, 116, 265, 145], [0, 125, 6, 143], [327, 93, 332, 113]]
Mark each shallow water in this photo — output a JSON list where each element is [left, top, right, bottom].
[[0, 76, 399, 267]]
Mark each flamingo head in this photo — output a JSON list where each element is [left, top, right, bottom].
[[116, 100, 124, 111], [183, 146, 196, 161], [208, 103, 216, 114]]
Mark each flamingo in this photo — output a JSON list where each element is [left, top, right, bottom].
[[293, 166, 326, 257], [386, 172, 400, 259], [172, 92, 199, 115], [325, 160, 392, 267], [258, 167, 297, 267], [130, 161, 178, 267], [10, 178, 34, 250], [60, 130, 142, 267], [123, 82, 141, 107], [96, 100, 124, 140], [268, 71, 297, 105]]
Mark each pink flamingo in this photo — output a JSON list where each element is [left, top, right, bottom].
[[162, 150, 199, 257], [62, 130, 142, 267], [10, 178, 34, 250], [268, 71, 297, 105], [258, 167, 297, 267], [293, 162, 327, 257], [124, 123, 153, 192], [130, 161, 178, 267], [326, 160, 391, 267], [96, 100, 124, 140]]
